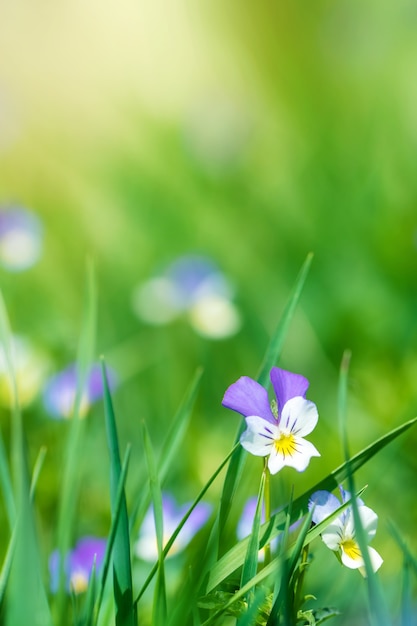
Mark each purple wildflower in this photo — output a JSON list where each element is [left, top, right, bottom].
[[49, 536, 106, 594], [43, 363, 117, 419], [222, 367, 320, 474], [132, 255, 241, 339], [134, 493, 212, 561]]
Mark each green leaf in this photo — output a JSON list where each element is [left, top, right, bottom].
[[239, 471, 265, 608], [337, 351, 390, 626], [129, 367, 203, 534], [101, 358, 135, 626], [206, 414, 417, 593], [218, 253, 313, 542], [388, 520, 417, 577], [0, 292, 53, 626], [0, 427, 15, 532], [141, 421, 167, 625], [134, 443, 239, 606], [55, 261, 97, 621], [92, 445, 131, 626], [266, 509, 314, 625]]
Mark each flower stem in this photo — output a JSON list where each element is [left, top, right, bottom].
[[263, 458, 271, 566]]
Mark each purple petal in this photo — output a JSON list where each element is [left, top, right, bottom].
[[308, 490, 341, 525], [87, 364, 117, 402], [237, 497, 264, 540], [270, 367, 309, 417], [49, 536, 106, 593], [43, 362, 117, 419], [222, 376, 275, 423], [43, 365, 78, 418], [135, 493, 211, 560], [70, 537, 106, 572]]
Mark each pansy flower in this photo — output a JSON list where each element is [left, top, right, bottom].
[[49, 536, 106, 594], [132, 255, 241, 339], [134, 493, 212, 561], [308, 486, 383, 576], [0, 206, 43, 271], [43, 363, 117, 419], [222, 367, 320, 474]]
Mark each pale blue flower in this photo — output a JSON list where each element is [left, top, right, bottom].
[[309, 486, 383, 575]]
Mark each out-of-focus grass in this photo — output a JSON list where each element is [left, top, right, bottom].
[[0, 0, 417, 621]]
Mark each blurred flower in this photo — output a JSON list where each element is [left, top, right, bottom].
[[222, 367, 320, 474], [134, 493, 212, 561], [49, 536, 106, 594], [237, 497, 277, 560], [0, 206, 43, 271], [132, 255, 241, 339], [308, 486, 383, 576], [0, 334, 49, 407], [43, 363, 117, 419]]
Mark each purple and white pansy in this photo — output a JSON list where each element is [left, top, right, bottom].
[[309, 486, 383, 576], [222, 367, 320, 474]]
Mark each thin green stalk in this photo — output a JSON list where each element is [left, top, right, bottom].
[[263, 460, 271, 567]]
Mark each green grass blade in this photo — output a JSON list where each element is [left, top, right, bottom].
[[239, 471, 265, 604], [134, 443, 239, 606], [129, 367, 203, 533], [237, 586, 269, 626], [266, 509, 314, 626], [141, 421, 167, 625], [218, 253, 313, 538], [55, 262, 97, 621], [0, 427, 15, 531], [388, 521, 417, 577], [206, 415, 417, 592], [0, 291, 21, 500], [0, 443, 49, 612], [338, 351, 390, 626], [257, 252, 313, 387], [101, 358, 135, 626], [92, 445, 131, 626], [0, 294, 53, 626]]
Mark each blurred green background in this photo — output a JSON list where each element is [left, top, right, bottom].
[[1, 0, 417, 622]]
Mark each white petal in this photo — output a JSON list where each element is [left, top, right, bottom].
[[280, 397, 319, 437], [358, 505, 378, 541], [341, 547, 364, 570], [240, 415, 276, 456], [367, 546, 383, 572], [285, 437, 320, 471], [321, 519, 345, 551], [267, 449, 286, 474]]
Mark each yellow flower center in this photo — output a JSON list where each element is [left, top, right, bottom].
[[70, 572, 89, 594], [273, 433, 296, 457], [341, 539, 362, 561]]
